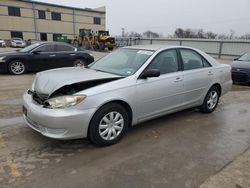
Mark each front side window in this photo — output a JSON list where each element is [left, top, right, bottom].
[[35, 45, 55, 52], [90, 49, 154, 76], [8, 7, 21, 17], [180, 49, 210, 70], [147, 50, 179, 75], [51, 12, 61, 21], [20, 43, 40, 52], [55, 44, 75, 52]]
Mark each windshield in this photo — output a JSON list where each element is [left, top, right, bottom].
[[19, 43, 41, 52], [12, 38, 22, 41], [238, 52, 250, 61], [89, 48, 154, 76]]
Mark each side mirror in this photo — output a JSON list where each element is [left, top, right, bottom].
[[32, 51, 41, 55], [140, 69, 160, 79], [233, 57, 239, 61]]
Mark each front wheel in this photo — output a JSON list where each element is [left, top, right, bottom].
[[8, 60, 26, 75], [199, 86, 220, 113], [89, 103, 129, 146]]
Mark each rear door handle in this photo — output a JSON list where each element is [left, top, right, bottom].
[[70, 54, 76, 56], [49, 54, 56, 57], [174, 77, 183, 82]]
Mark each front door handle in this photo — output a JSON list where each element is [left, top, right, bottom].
[[49, 54, 56, 57], [174, 77, 183, 82], [70, 54, 76, 56]]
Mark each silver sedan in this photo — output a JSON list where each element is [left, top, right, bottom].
[[23, 45, 232, 146]]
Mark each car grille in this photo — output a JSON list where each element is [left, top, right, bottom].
[[232, 72, 248, 82]]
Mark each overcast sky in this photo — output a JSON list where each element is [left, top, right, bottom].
[[36, 0, 250, 36]]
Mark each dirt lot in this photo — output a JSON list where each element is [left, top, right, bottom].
[[0, 51, 249, 188]]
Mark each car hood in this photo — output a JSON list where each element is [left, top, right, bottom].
[[34, 67, 122, 95], [0, 51, 23, 56], [231, 61, 250, 69]]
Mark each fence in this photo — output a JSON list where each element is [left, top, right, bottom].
[[115, 38, 250, 59]]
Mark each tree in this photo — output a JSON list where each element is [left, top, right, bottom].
[[125, 32, 142, 38], [206, 32, 217, 39], [174, 28, 184, 38], [239, 33, 250, 40], [143, 30, 160, 38]]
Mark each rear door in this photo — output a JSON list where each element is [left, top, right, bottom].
[[136, 49, 184, 121], [179, 48, 214, 105], [54, 44, 77, 67]]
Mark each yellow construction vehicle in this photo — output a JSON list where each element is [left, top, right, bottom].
[[78, 29, 116, 51]]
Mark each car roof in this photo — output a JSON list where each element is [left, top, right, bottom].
[[123, 44, 186, 51], [35, 41, 74, 46]]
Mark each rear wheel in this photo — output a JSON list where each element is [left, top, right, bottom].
[[73, 59, 86, 67], [8, 60, 26, 75], [89, 103, 129, 146], [199, 86, 220, 113]]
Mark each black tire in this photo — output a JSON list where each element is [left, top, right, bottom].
[[199, 86, 220, 113], [73, 59, 86, 67], [98, 42, 105, 51], [8, 60, 26, 75], [89, 103, 129, 146]]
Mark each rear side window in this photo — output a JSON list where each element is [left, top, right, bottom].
[[55, 44, 75, 52], [180, 49, 210, 70]]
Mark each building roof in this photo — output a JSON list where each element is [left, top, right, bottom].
[[19, 0, 106, 13]]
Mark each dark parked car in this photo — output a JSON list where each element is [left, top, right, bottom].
[[0, 42, 94, 75], [231, 51, 250, 84]]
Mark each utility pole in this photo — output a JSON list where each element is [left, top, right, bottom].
[[122, 28, 125, 37]]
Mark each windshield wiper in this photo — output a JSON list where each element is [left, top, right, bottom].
[[92, 69, 124, 76]]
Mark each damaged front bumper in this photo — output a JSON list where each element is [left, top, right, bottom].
[[22, 92, 96, 139]]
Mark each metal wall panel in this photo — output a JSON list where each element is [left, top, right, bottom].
[[182, 41, 220, 54], [115, 37, 250, 58], [151, 40, 180, 45], [222, 42, 250, 56]]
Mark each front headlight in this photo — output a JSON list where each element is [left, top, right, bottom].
[[0, 56, 6, 62], [45, 95, 86, 109]]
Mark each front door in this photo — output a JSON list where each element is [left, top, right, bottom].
[[29, 44, 58, 71], [136, 49, 184, 121]]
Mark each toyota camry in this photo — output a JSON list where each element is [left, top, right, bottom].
[[23, 45, 232, 146]]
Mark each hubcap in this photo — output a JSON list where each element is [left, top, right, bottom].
[[207, 91, 218, 110], [10, 61, 25, 74], [99, 112, 124, 141]]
